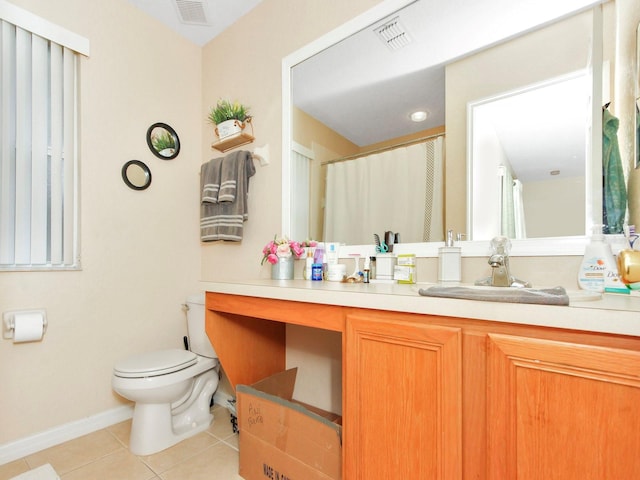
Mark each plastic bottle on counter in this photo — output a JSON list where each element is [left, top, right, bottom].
[[303, 249, 313, 280], [438, 229, 461, 283], [363, 256, 370, 283], [578, 225, 617, 292]]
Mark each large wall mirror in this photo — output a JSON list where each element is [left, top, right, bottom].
[[283, 0, 619, 256]]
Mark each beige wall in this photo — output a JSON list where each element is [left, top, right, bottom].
[[524, 177, 586, 237], [0, 0, 202, 444], [293, 107, 360, 159]]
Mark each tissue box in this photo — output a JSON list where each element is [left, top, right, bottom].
[[237, 368, 342, 480]]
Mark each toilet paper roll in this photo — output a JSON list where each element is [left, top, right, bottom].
[[13, 312, 45, 343]]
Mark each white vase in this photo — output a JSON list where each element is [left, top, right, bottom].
[[215, 119, 243, 140], [271, 256, 294, 280]]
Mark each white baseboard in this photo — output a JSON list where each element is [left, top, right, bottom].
[[0, 405, 134, 466]]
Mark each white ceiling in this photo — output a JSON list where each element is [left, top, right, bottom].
[[126, 0, 263, 46]]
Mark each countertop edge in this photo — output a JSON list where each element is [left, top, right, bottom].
[[199, 280, 640, 338]]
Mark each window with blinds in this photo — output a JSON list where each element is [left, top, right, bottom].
[[0, 2, 88, 270]]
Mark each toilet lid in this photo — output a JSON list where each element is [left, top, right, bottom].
[[113, 349, 197, 378]]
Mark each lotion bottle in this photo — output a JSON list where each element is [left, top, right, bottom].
[[438, 229, 461, 283], [303, 249, 314, 280], [578, 225, 617, 292]]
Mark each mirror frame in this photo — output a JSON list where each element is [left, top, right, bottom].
[[146, 122, 180, 160], [122, 160, 152, 190], [282, 0, 601, 258]]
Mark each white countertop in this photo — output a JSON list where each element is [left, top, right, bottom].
[[200, 279, 640, 337]]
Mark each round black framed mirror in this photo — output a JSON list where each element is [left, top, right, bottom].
[[122, 160, 152, 190], [146, 122, 180, 160]]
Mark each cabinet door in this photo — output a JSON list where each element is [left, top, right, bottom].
[[345, 313, 462, 479], [487, 333, 640, 479]]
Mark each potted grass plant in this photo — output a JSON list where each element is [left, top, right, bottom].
[[208, 99, 251, 140], [150, 129, 176, 157]]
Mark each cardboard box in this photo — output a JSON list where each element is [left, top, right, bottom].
[[236, 368, 342, 480]]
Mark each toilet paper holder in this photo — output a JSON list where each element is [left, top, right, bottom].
[[3, 309, 48, 340]]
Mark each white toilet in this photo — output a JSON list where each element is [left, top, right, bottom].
[[112, 293, 219, 455]]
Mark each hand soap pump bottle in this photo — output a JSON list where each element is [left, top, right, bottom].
[[578, 224, 617, 292], [438, 229, 461, 283]]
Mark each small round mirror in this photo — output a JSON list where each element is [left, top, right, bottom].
[[122, 160, 152, 190], [146, 122, 180, 160]]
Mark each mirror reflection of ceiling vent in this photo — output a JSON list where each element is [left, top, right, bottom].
[[375, 17, 412, 51], [174, 0, 210, 26]]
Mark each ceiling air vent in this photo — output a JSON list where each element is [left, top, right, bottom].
[[174, 0, 210, 26], [374, 17, 412, 51]]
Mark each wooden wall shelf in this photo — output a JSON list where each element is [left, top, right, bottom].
[[211, 131, 255, 153]]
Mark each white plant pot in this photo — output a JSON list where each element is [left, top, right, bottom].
[[215, 119, 244, 140]]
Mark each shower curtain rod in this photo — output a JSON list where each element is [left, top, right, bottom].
[[321, 132, 445, 165]]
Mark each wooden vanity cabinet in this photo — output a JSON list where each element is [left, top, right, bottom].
[[344, 312, 462, 479], [205, 293, 640, 479], [352, 310, 640, 480], [486, 333, 640, 479]]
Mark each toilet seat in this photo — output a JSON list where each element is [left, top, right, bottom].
[[114, 349, 197, 378]]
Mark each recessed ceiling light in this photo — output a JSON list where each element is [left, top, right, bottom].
[[410, 110, 428, 122], [550, 170, 560, 176]]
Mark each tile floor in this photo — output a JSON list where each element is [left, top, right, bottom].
[[0, 405, 242, 480]]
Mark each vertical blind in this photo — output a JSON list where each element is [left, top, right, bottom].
[[0, 18, 79, 269]]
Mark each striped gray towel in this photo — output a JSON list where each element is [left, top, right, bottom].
[[218, 151, 244, 202], [201, 157, 222, 204], [200, 151, 255, 242]]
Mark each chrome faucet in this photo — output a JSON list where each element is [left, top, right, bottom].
[[476, 236, 531, 288], [489, 251, 511, 286]]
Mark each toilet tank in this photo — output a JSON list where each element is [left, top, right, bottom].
[[185, 292, 217, 359]]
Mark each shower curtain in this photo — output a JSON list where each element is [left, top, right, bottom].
[[324, 136, 443, 245]]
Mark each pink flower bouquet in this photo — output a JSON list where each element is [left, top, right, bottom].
[[261, 236, 305, 265]]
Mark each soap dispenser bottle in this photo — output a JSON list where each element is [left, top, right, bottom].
[[438, 229, 461, 283], [578, 224, 617, 292]]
